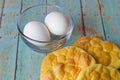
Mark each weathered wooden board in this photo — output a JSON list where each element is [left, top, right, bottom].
[[0, 0, 21, 80], [16, 0, 46, 80], [1, 0, 119, 80], [16, 0, 82, 80], [21, 0, 46, 12], [81, 0, 105, 39], [16, 39, 46, 80], [47, 0, 83, 45], [0, 0, 4, 27], [99, 0, 120, 46]]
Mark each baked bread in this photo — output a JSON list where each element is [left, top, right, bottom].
[[76, 64, 120, 80], [40, 46, 96, 80], [73, 36, 120, 69]]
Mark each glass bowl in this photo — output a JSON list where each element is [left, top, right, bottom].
[[17, 5, 74, 53]]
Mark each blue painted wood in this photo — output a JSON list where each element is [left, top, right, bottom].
[[0, 0, 21, 80], [16, 39, 46, 80], [47, 0, 82, 46], [99, 0, 120, 46], [81, 0, 105, 39], [0, 0, 4, 28], [0, 0, 4, 27], [16, 0, 46, 80], [21, 0, 46, 12], [16, 0, 82, 80], [0, 0, 119, 80]]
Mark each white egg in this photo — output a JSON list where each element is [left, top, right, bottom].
[[45, 11, 70, 35], [23, 21, 50, 46]]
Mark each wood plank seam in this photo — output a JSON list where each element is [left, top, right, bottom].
[[98, 0, 107, 40], [80, 0, 86, 36], [14, 34, 19, 80], [0, 0, 5, 28], [20, 0, 23, 14], [14, 0, 23, 79]]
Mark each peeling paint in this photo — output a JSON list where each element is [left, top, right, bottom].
[[77, 23, 83, 31], [2, 13, 5, 16], [106, 15, 111, 20], [119, 6, 120, 11], [0, 68, 2, 78], [77, 24, 98, 35], [78, 24, 97, 34], [29, 73, 32, 78], [32, 67, 36, 71], [7, 0, 15, 4], [94, 11, 99, 16], [85, 27, 98, 34], [0, 55, 4, 60], [97, 4, 105, 9], [37, 77, 40, 80]]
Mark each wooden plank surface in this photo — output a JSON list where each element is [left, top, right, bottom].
[[0, 0, 119, 80], [16, 0, 46, 80], [47, 0, 83, 45], [81, 0, 105, 39], [0, 0, 21, 80], [99, 0, 120, 46], [21, 0, 46, 12], [16, 0, 82, 80], [0, 0, 4, 27]]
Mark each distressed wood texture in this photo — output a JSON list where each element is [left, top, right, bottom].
[[81, 0, 105, 39], [16, 0, 46, 80], [0, 0, 20, 80], [16, 0, 82, 80], [99, 0, 120, 46], [47, 0, 82, 45], [0, 0, 120, 80]]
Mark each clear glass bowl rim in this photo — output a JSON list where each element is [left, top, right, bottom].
[[17, 4, 74, 43]]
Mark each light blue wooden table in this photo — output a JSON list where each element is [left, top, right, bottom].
[[0, 0, 120, 80]]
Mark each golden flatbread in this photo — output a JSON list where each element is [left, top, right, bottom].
[[40, 46, 96, 80], [76, 64, 120, 80], [73, 36, 120, 69]]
